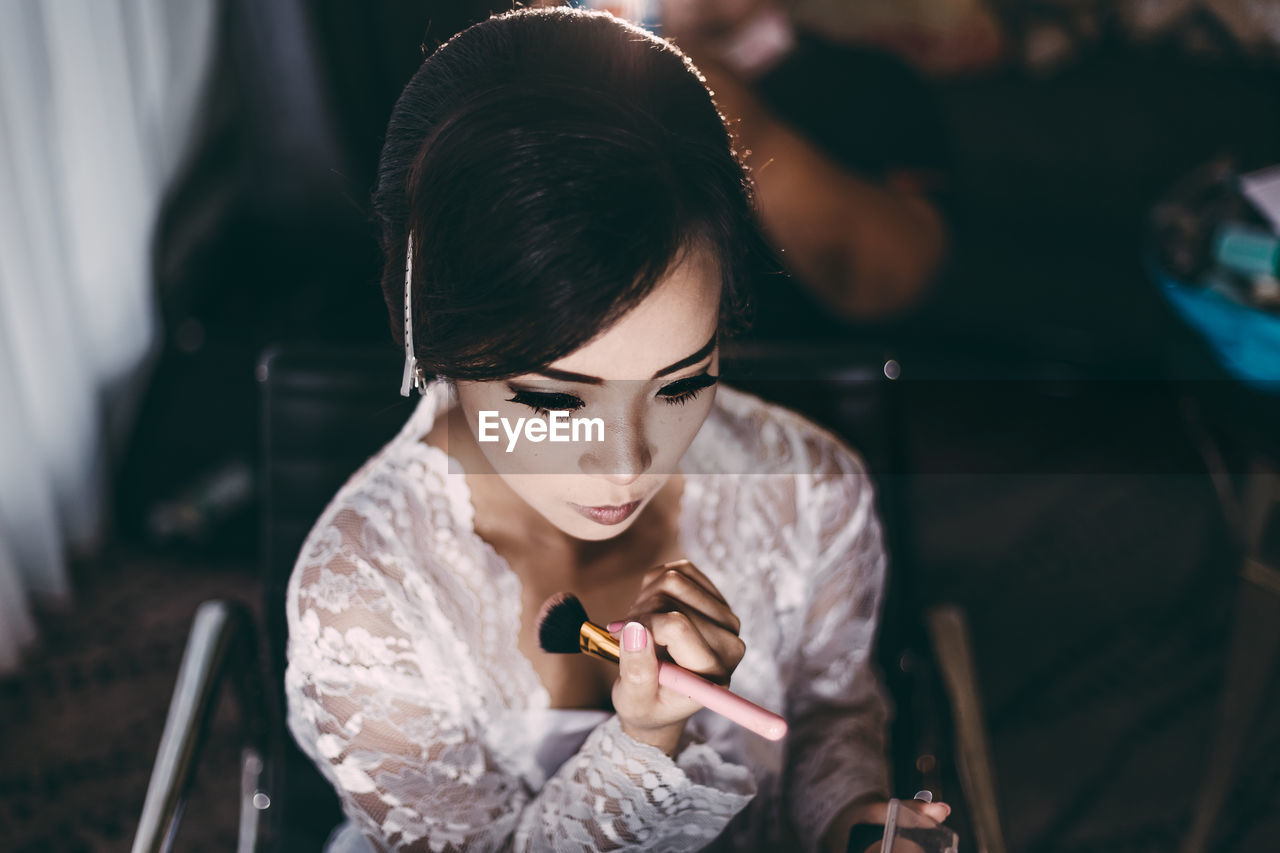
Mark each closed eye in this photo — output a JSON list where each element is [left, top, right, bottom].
[[506, 389, 584, 417], [658, 373, 717, 406], [505, 373, 717, 415]]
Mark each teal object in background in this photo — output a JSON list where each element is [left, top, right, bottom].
[[1213, 225, 1280, 277], [1160, 272, 1280, 392]]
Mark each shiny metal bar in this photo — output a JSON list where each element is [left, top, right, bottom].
[[926, 604, 1007, 853], [132, 600, 272, 853]]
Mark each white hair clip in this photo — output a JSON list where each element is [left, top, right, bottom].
[[400, 231, 428, 396]]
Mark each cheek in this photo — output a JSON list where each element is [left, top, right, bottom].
[[488, 432, 582, 478], [498, 472, 563, 509], [650, 390, 716, 462]]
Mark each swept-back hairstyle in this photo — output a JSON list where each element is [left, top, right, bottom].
[[373, 7, 757, 380]]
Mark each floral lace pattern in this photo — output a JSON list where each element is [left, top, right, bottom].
[[285, 380, 891, 851]]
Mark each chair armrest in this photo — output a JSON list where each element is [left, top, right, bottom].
[[926, 604, 1008, 853], [132, 600, 275, 853]]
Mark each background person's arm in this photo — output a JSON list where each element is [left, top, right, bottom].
[[706, 64, 947, 319], [663, 0, 949, 319]]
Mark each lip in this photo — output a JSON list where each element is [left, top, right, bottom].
[[570, 499, 642, 526]]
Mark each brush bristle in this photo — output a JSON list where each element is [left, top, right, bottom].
[[536, 592, 588, 654]]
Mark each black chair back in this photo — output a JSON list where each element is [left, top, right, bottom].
[[259, 346, 414, 849]]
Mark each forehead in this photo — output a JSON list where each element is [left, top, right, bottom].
[[546, 246, 722, 381]]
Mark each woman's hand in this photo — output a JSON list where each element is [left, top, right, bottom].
[[825, 797, 954, 853], [607, 559, 745, 754]]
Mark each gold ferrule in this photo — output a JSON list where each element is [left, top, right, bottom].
[[580, 621, 620, 663]]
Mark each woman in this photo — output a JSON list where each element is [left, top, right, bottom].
[[285, 7, 951, 851]]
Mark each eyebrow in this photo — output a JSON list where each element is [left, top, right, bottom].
[[532, 331, 718, 385]]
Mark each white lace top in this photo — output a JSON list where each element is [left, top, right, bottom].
[[285, 379, 892, 852], [323, 710, 612, 853]]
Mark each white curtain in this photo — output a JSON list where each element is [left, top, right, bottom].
[[0, 0, 216, 673]]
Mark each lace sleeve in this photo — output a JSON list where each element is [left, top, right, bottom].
[[782, 437, 893, 850], [285, 506, 756, 853]]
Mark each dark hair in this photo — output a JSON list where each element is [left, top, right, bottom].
[[373, 7, 756, 381]]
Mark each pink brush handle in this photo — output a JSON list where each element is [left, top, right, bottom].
[[657, 662, 788, 741]]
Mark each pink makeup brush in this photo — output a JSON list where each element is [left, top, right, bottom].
[[536, 592, 787, 741]]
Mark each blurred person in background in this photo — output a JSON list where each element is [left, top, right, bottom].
[[658, 0, 952, 332]]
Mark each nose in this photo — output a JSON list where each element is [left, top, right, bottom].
[[580, 421, 652, 486]]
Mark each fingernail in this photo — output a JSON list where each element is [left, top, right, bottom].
[[607, 621, 623, 633], [623, 621, 646, 652]]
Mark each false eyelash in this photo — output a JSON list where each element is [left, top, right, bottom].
[[506, 390, 585, 418], [506, 374, 718, 416], [658, 373, 718, 406]]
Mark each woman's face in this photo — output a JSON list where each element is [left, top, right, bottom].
[[453, 245, 722, 541]]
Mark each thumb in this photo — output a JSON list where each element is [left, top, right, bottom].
[[902, 800, 952, 825], [617, 621, 658, 691], [921, 801, 952, 824]]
